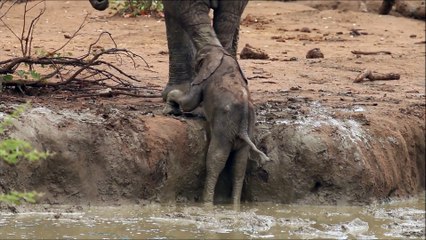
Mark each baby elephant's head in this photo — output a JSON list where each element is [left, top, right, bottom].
[[193, 45, 247, 87], [192, 45, 231, 86]]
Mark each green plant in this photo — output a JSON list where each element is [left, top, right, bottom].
[[0, 104, 50, 205], [111, 0, 164, 17], [0, 191, 39, 205]]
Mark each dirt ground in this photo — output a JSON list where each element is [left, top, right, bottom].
[[0, 1, 425, 205]]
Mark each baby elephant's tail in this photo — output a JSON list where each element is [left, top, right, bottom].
[[239, 88, 270, 165], [240, 132, 270, 165]]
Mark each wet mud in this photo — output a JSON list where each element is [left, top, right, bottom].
[[0, 193, 424, 239]]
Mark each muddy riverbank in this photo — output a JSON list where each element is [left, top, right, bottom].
[[0, 100, 424, 205]]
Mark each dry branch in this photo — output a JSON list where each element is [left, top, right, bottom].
[[0, 1, 157, 98], [1, 48, 145, 86], [351, 50, 392, 55], [60, 89, 162, 99], [354, 69, 400, 83]]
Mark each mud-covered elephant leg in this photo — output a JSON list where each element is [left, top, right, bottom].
[[213, 1, 248, 57], [202, 134, 233, 203], [231, 146, 249, 205], [161, 13, 195, 101], [231, 106, 255, 205]]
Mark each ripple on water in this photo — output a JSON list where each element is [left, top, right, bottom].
[[319, 218, 370, 239]]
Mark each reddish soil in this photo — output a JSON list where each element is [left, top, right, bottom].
[[0, 1, 424, 205]]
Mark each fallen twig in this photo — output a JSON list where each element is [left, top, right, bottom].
[[58, 90, 162, 99], [354, 69, 400, 83], [351, 50, 392, 55], [352, 103, 378, 106]]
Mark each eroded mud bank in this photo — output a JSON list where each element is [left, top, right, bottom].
[[0, 103, 424, 205]]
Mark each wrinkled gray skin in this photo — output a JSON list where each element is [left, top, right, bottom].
[[163, 46, 270, 205], [89, 0, 248, 100]]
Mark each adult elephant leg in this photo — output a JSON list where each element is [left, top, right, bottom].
[[162, 13, 195, 100], [178, 3, 222, 51], [213, 1, 248, 57], [89, 0, 109, 11], [162, 2, 221, 100]]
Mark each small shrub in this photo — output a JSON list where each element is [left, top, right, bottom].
[[0, 104, 50, 205], [111, 0, 164, 17]]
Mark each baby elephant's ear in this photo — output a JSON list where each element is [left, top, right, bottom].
[[192, 49, 224, 85]]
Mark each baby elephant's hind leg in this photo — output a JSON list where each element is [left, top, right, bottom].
[[202, 134, 232, 203], [231, 146, 249, 205]]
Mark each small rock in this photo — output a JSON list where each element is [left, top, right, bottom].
[[306, 48, 324, 59], [240, 44, 269, 60], [290, 86, 301, 91], [300, 27, 311, 33], [350, 29, 367, 36], [97, 88, 113, 97], [283, 57, 298, 61], [242, 14, 258, 24], [271, 36, 286, 42], [241, 14, 273, 26], [8, 205, 18, 214]]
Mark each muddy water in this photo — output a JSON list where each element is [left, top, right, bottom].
[[1, 193, 424, 239]]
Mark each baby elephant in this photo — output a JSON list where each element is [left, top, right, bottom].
[[163, 45, 270, 205]]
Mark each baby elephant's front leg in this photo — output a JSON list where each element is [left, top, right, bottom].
[[163, 86, 202, 115], [163, 89, 185, 115]]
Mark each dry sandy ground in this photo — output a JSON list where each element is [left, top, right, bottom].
[[1, 1, 424, 112], [1, 1, 424, 119]]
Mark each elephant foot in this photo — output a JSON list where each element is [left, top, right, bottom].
[[161, 82, 190, 101]]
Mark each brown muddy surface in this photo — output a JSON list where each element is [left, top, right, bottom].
[[0, 1, 425, 206], [0, 193, 425, 239]]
